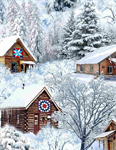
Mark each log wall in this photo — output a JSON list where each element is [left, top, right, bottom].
[[1, 91, 59, 134], [0, 40, 35, 72]]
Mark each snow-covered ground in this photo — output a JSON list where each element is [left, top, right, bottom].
[[70, 72, 116, 86], [70, 73, 94, 83], [0, 60, 116, 150]]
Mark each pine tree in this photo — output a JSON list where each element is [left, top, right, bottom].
[[60, 9, 75, 58], [0, 0, 5, 24], [68, 0, 104, 59], [12, 1, 28, 44], [47, 0, 77, 12], [27, 0, 43, 62], [6, 0, 20, 36]]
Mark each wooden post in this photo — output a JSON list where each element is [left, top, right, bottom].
[[99, 140, 100, 150], [104, 139, 108, 150]]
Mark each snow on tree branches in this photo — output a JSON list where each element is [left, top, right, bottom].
[[37, 126, 78, 150], [67, 1, 105, 59], [0, 125, 33, 150], [53, 78, 116, 150], [60, 9, 76, 58]]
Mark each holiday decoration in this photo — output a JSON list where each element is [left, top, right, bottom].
[[39, 100, 50, 112]]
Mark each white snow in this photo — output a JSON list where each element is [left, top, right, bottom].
[[95, 130, 115, 139], [21, 61, 36, 65], [111, 119, 116, 123], [0, 35, 36, 61], [69, 73, 94, 83], [0, 84, 49, 109], [76, 45, 116, 64], [111, 58, 116, 63]]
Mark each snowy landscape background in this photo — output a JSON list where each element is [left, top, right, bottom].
[[0, 0, 116, 150]]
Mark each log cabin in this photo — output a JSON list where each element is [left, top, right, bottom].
[[95, 119, 116, 150], [0, 35, 36, 73], [0, 84, 61, 134], [76, 45, 116, 75]]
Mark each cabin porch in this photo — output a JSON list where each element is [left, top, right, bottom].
[[20, 61, 35, 73], [95, 130, 116, 150]]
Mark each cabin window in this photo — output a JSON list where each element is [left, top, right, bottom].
[[90, 65, 93, 72], [8, 114, 10, 124], [17, 115, 19, 125], [34, 115, 38, 125], [11, 63, 17, 73], [80, 65, 85, 72], [107, 66, 113, 74], [21, 64, 23, 71], [42, 117, 45, 123]]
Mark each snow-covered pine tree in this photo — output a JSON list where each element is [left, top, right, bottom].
[[27, 0, 43, 62], [12, 1, 28, 44], [60, 9, 75, 58], [68, 0, 104, 59], [6, 0, 20, 36], [0, 0, 5, 24]]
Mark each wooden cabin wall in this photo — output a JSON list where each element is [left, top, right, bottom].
[[0, 41, 35, 72], [105, 123, 116, 132], [0, 57, 5, 65], [27, 91, 58, 134], [100, 59, 116, 75], [1, 91, 59, 134], [76, 64, 99, 75], [1, 109, 26, 132]]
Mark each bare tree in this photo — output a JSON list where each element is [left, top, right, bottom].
[[53, 78, 116, 150], [37, 126, 78, 150]]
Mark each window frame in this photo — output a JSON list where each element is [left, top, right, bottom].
[[11, 62, 17, 73], [90, 65, 94, 72], [107, 66, 113, 75], [34, 115, 38, 125], [17, 114, 20, 125], [80, 65, 85, 72]]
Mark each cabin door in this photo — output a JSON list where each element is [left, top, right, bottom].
[[34, 114, 40, 134], [11, 63, 17, 73]]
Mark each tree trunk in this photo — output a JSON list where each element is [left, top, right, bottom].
[[80, 138, 85, 150]]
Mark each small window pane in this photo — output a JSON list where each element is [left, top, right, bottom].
[[35, 115, 38, 125], [80, 65, 84, 72], [107, 66, 113, 74], [17, 115, 19, 125], [90, 65, 93, 72]]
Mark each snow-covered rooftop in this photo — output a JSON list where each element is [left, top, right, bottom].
[[0, 84, 51, 109], [0, 35, 36, 61], [112, 119, 116, 123], [95, 130, 115, 139], [76, 45, 116, 64]]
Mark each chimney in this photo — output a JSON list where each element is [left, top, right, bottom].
[[22, 84, 25, 89]]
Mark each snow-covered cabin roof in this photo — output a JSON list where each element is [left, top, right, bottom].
[[76, 45, 116, 64], [0, 84, 52, 109], [95, 130, 115, 140], [0, 35, 36, 61]]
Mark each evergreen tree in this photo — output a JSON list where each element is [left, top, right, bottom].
[[0, 0, 5, 24], [6, 0, 20, 36], [68, 0, 104, 59], [47, 0, 77, 12], [27, 0, 43, 62], [60, 9, 75, 58], [12, 1, 28, 44]]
